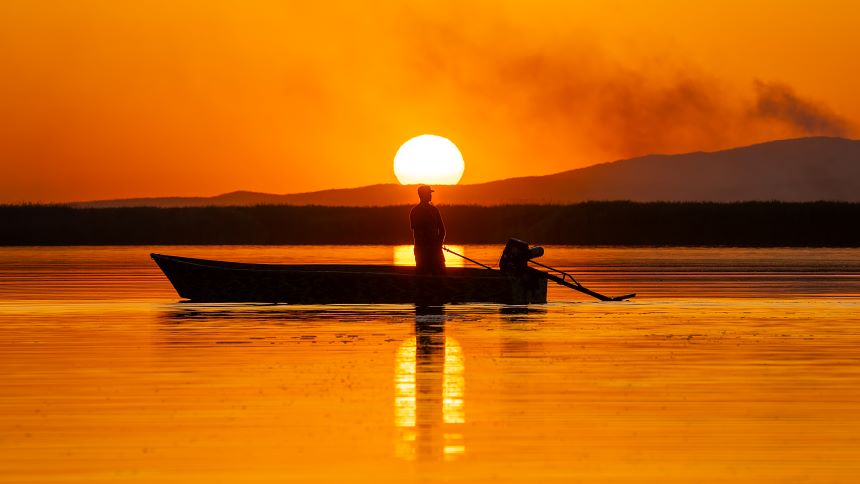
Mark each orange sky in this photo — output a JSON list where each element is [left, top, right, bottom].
[[1, 0, 858, 202]]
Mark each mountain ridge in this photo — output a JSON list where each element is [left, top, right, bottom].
[[70, 136, 860, 207]]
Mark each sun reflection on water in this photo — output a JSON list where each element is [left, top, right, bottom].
[[394, 314, 465, 461], [393, 245, 465, 267]]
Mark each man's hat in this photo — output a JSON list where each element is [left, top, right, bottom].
[[417, 185, 434, 194]]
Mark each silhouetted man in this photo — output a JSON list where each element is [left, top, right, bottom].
[[410, 185, 446, 275]]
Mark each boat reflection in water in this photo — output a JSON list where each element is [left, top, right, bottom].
[[394, 306, 465, 461]]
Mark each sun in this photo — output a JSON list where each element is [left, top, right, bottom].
[[393, 134, 465, 185]]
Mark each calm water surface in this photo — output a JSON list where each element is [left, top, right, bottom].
[[1, 246, 860, 483]]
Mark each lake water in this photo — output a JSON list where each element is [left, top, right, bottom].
[[1, 246, 860, 483]]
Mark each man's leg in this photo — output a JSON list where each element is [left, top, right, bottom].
[[414, 246, 428, 275], [433, 246, 446, 275]]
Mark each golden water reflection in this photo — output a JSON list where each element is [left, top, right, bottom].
[[393, 245, 465, 267], [4, 247, 860, 482], [394, 309, 465, 461]]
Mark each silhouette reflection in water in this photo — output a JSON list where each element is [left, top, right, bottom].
[[395, 306, 465, 461]]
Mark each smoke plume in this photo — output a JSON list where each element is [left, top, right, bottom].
[[752, 80, 850, 136], [396, 7, 854, 168]]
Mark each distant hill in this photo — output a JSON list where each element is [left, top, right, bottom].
[[72, 137, 860, 207]]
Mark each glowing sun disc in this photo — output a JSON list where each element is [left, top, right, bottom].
[[394, 134, 465, 185]]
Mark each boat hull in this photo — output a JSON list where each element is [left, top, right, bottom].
[[151, 254, 547, 305]]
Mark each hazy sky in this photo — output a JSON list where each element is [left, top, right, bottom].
[[1, 0, 858, 202]]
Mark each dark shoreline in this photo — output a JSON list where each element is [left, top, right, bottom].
[[2, 202, 859, 247]]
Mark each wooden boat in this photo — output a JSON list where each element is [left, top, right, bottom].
[[152, 240, 634, 304], [151, 253, 548, 305]]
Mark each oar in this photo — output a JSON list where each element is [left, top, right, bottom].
[[442, 246, 495, 270], [444, 245, 635, 302], [529, 259, 636, 302]]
